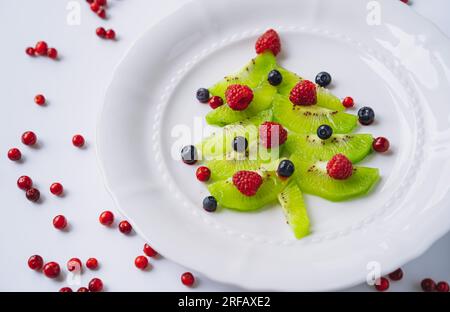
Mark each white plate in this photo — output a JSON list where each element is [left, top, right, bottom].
[[97, 0, 450, 291]]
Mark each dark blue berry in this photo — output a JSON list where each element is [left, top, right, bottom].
[[203, 196, 217, 212], [315, 72, 332, 87], [232, 136, 248, 153], [317, 124, 333, 140], [277, 160, 295, 178], [181, 145, 197, 165], [268, 70, 283, 86], [196, 88, 210, 103], [358, 107, 375, 125]]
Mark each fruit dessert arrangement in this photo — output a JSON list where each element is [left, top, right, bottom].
[[180, 29, 390, 239]]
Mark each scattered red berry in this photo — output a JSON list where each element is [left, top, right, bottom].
[[34, 94, 46, 106], [259, 121, 288, 148], [208, 96, 223, 109], [232, 171, 263, 196], [86, 258, 99, 270], [118, 220, 132, 234], [135, 256, 149, 270], [436, 281, 449, 292], [342, 96, 354, 108], [225, 84, 254, 111], [96, 0, 107, 6], [327, 154, 353, 180], [388, 268, 403, 281], [17, 176, 33, 190], [400, 0, 409, 4], [53, 215, 68, 230], [26, 47, 35, 56], [90, 2, 100, 12], [375, 277, 390, 291], [181, 272, 195, 287], [97, 8, 106, 19], [47, 48, 58, 59], [72, 134, 85, 147], [22, 131, 37, 146], [43, 262, 60, 278], [88, 278, 103, 292], [86, 0, 94, 3], [421, 278, 436, 292], [26, 188, 40, 202], [59, 287, 73, 292], [255, 29, 281, 56], [96, 27, 106, 38], [8, 148, 22, 161], [289, 80, 317, 106], [373, 137, 390, 153], [106, 29, 116, 40], [196, 166, 211, 182], [99, 210, 114, 226], [35, 41, 48, 56], [77, 287, 89, 292], [28, 255, 44, 271], [143, 243, 158, 258], [50, 182, 64, 196], [67, 258, 82, 272]]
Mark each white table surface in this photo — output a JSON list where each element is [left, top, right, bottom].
[[0, 0, 449, 292]]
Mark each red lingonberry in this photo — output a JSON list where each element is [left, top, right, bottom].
[[181, 272, 195, 287], [135, 256, 149, 270], [8, 148, 22, 161], [196, 166, 211, 182], [342, 96, 354, 108], [28, 255, 44, 271]]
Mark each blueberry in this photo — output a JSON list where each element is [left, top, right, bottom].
[[232, 136, 248, 153], [181, 145, 198, 165], [358, 107, 375, 125], [317, 124, 333, 140], [203, 196, 217, 212], [277, 160, 295, 178], [196, 88, 210, 103], [268, 69, 283, 86], [315, 72, 332, 87]]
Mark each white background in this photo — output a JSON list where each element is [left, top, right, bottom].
[[0, 0, 449, 292]]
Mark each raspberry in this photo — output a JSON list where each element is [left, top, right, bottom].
[[255, 29, 281, 56], [326, 154, 353, 180], [232, 171, 263, 196], [289, 80, 317, 106], [225, 84, 253, 111], [259, 122, 287, 148]]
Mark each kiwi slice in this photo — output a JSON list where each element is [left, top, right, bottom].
[[206, 82, 277, 126], [198, 110, 273, 160], [278, 182, 310, 239], [209, 51, 277, 98], [276, 67, 344, 112], [285, 133, 373, 163], [272, 94, 357, 134], [291, 154, 380, 202], [208, 172, 287, 211], [207, 156, 285, 182]]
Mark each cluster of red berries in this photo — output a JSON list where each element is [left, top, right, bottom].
[[96, 27, 116, 40], [87, 0, 108, 19], [26, 41, 58, 60], [374, 268, 449, 292], [28, 255, 103, 292], [421, 278, 449, 292], [99, 210, 133, 234]]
